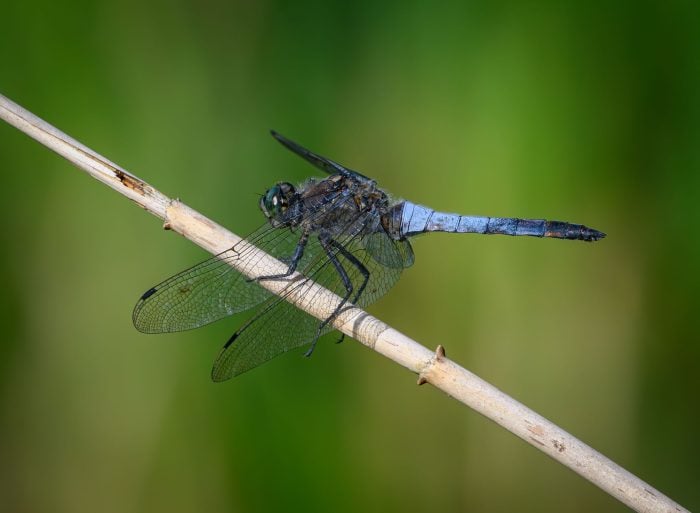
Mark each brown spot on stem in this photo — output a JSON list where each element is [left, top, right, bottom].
[[115, 169, 146, 194], [527, 424, 545, 437]]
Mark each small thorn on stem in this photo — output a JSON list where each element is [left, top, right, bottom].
[[163, 221, 172, 230], [417, 345, 447, 385], [435, 344, 446, 360]]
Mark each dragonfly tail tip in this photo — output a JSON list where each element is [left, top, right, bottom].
[[589, 229, 607, 242]]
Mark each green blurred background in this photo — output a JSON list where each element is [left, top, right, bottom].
[[1, 1, 698, 512]]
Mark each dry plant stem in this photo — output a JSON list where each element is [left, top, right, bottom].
[[0, 93, 687, 513]]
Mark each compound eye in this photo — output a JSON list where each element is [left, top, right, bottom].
[[260, 183, 289, 219], [260, 182, 296, 221], [261, 186, 277, 216], [266, 186, 280, 210]]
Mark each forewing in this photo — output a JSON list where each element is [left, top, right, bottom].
[[133, 223, 309, 333], [271, 130, 353, 176]]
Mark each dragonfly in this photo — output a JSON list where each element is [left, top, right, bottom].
[[133, 131, 605, 381]]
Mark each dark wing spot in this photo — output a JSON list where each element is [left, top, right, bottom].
[[140, 287, 157, 300]]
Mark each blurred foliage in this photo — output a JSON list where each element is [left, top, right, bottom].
[[1, 1, 699, 512]]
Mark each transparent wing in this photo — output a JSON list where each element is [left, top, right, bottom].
[[211, 213, 409, 379], [132, 225, 294, 333], [211, 280, 332, 381], [363, 230, 415, 269], [271, 130, 359, 177], [133, 188, 348, 334]]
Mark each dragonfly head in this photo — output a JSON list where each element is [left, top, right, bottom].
[[260, 182, 296, 226]]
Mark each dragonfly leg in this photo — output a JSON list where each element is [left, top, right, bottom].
[[327, 241, 369, 346], [304, 235, 355, 357], [305, 236, 370, 357], [329, 238, 370, 305], [250, 231, 310, 282]]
